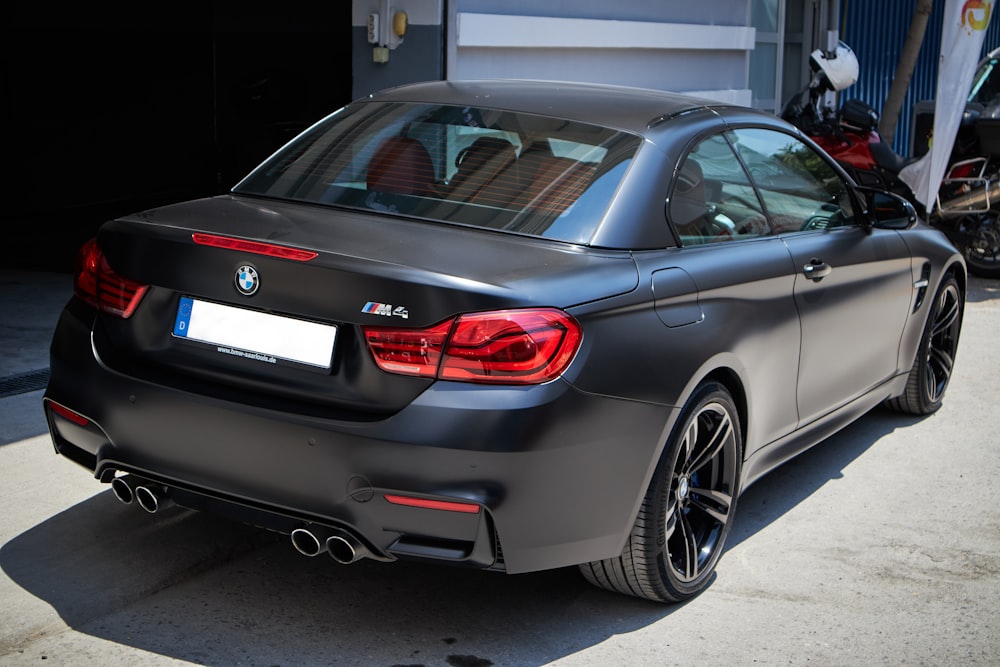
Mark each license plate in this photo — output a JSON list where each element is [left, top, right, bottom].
[[172, 297, 336, 369]]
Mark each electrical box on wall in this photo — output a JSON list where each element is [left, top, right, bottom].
[[368, 1, 407, 63]]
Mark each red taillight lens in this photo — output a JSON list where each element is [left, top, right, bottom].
[[74, 238, 149, 318], [440, 309, 582, 383], [364, 308, 582, 385], [363, 319, 453, 378]]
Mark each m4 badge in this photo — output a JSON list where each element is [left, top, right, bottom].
[[362, 302, 409, 319]]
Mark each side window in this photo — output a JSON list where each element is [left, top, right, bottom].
[[668, 134, 770, 246], [728, 128, 856, 233]]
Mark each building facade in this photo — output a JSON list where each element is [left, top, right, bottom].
[[351, 0, 842, 113]]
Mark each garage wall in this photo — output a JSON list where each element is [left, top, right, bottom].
[[351, 0, 756, 105], [447, 0, 754, 105], [351, 1, 445, 99]]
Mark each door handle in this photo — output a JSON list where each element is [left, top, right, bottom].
[[802, 258, 832, 281]]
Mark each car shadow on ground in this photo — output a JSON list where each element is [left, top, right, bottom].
[[0, 407, 922, 665], [728, 405, 923, 549]]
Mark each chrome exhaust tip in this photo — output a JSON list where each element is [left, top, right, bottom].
[[111, 476, 136, 504], [326, 532, 369, 564], [134, 485, 175, 514], [290, 527, 329, 557]]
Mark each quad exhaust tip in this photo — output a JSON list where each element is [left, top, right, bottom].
[[326, 534, 366, 565], [290, 526, 371, 563], [111, 476, 136, 505], [111, 475, 175, 514], [134, 485, 175, 514], [114, 475, 371, 561], [290, 527, 328, 557]]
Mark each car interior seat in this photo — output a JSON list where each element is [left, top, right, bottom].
[[367, 136, 435, 196], [669, 158, 737, 244], [448, 136, 518, 202]]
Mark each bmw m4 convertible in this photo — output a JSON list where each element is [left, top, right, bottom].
[[44, 80, 965, 602]]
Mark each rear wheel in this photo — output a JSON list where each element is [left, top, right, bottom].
[[885, 274, 963, 415], [959, 214, 1000, 278], [580, 382, 741, 602]]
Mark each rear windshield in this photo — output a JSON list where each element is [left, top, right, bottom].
[[234, 101, 641, 244]]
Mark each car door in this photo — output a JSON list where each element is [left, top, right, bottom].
[[729, 128, 914, 426], [654, 132, 803, 452]]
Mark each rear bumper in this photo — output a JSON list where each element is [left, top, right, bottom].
[[43, 304, 677, 574]]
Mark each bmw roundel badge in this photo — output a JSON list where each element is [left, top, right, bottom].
[[235, 265, 259, 296]]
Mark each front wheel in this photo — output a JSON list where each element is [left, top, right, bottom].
[[885, 274, 963, 415], [580, 382, 742, 602]]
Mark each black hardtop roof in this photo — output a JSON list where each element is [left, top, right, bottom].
[[365, 79, 738, 133]]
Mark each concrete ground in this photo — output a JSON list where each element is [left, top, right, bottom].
[[0, 268, 997, 666]]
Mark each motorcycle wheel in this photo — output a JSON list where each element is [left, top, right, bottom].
[[960, 214, 1000, 278]]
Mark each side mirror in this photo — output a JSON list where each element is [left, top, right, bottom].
[[857, 187, 918, 230]]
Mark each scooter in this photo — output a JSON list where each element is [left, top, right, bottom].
[[782, 42, 1000, 278]]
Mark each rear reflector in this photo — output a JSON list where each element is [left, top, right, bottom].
[[49, 402, 90, 426], [74, 239, 149, 318], [364, 308, 582, 385], [384, 494, 481, 514], [192, 233, 318, 261]]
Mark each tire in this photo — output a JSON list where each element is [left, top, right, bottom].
[[885, 274, 963, 415], [960, 214, 1000, 279], [580, 382, 742, 602]]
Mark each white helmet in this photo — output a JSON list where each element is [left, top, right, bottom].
[[810, 41, 859, 92]]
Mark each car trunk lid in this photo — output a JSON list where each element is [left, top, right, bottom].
[[90, 195, 638, 416]]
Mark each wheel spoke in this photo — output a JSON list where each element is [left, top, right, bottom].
[[664, 495, 679, 540], [928, 345, 954, 378], [688, 487, 733, 526], [686, 407, 732, 475], [677, 510, 700, 580], [680, 419, 698, 464], [924, 344, 954, 402], [931, 296, 959, 338]]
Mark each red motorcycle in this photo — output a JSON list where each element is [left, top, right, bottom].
[[783, 43, 1000, 278]]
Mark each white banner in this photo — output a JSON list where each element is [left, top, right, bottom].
[[900, 0, 994, 208]]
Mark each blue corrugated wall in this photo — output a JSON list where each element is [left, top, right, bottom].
[[839, 0, 1000, 156]]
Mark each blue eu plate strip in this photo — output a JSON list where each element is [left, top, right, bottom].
[[173, 296, 193, 337]]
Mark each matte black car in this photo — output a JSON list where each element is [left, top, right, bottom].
[[43, 79, 965, 603]]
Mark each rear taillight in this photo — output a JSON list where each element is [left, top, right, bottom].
[[364, 308, 582, 385], [74, 238, 148, 318], [363, 319, 452, 378]]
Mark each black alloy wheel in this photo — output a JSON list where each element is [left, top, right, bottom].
[[886, 273, 963, 415], [580, 381, 742, 602]]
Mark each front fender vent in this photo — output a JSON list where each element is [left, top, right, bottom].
[[913, 262, 932, 313]]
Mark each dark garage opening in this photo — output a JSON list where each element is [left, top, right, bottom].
[[3, 3, 352, 272]]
